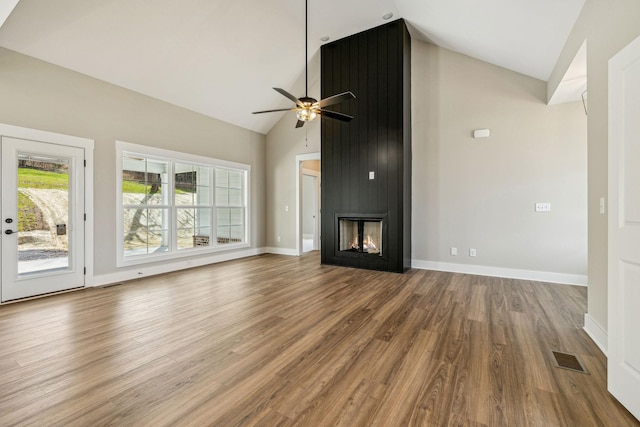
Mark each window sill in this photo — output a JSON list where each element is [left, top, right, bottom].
[[117, 242, 251, 268]]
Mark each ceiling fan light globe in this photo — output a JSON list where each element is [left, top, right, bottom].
[[296, 109, 317, 122]]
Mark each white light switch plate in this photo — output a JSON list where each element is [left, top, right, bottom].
[[369, 171, 375, 180]]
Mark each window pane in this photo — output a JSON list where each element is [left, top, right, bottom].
[[229, 170, 243, 189], [145, 160, 168, 205], [144, 173, 165, 205], [146, 208, 167, 230], [217, 207, 243, 245], [17, 155, 70, 275], [175, 163, 211, 206], [176, 208, 212, 236], [228, 188, 242, 206], [230, 225, 244, 243], [147, 229, 169, 253], [122, 156, 168, 206], [230, 208, 243, 225], [216, 169, 228, 188], [177, 227, 212, 249], [123, 228, 170, 256], [217, 208, 230, 226], [123, 230, 149, 256], [197, 167, 210, 186], [122, 156, 147, 205], [123, 207, 169, 256], [175, 163, 196, 205], [216, 188, 229, 206], [196, 185, 211, 205], [217, 226, 230, 244]]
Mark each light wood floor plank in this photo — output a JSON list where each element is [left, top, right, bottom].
[[0, 253, 637, 426]]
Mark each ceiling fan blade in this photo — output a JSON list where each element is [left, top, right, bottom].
[[252, 108, 296, 114], [319, 109, 354, 122], [315, 91, 356, 109], [274, 88, 304, 107], [296, 120, 305, 128]]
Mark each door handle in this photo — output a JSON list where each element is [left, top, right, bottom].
[[4, 229, 17, 235]]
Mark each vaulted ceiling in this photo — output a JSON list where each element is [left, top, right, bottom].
[[0, 0, 585, 134]]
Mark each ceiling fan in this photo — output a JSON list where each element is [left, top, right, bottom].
[[252, 0, 355, 128]]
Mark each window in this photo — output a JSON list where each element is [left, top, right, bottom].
[[215, 168, 245, 245], [117, 141, 250, 266], [175, 163, 212, 250]]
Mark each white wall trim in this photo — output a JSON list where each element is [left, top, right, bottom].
[[265, 247, 299, 256], [83, 143, 95, 286], [90, 247, 265, 287], [584, 313, 608, 356], [411, 259, 588, 286]]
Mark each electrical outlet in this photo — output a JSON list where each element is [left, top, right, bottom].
[[600, 197, 606, 214], [450, 247, 457, 256], [469, 248, 477, 257], [277, 236, 281, 242]]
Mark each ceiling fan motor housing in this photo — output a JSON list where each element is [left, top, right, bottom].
[[299, 96, 318, 106]]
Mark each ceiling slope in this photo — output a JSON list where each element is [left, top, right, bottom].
[[0, 0, 585, 134]]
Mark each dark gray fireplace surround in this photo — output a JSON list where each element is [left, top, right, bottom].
[[320, 19, 411, 273]]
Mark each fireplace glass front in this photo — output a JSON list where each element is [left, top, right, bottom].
[[339, 218, 382, 255]]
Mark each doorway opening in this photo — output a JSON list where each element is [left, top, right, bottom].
[[295, 153, 320, 256]]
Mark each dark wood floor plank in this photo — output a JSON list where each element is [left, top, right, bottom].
[[0, 252, 637, 426]]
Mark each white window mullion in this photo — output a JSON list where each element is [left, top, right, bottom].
[[169, 160, 177, 252], [214, 167, 218, 247]]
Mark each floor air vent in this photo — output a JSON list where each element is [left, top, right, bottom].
[[551, 351, 588, 374]]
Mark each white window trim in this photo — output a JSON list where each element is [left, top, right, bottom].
[[116, 140, 251, 267]]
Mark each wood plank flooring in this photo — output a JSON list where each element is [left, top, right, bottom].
[[0, 253, 637, 426]]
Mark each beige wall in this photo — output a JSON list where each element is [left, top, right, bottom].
[[549, 0, 640, 331], [265, 53, 320, 251], [412, 41, 587, 275], [0, 47, 266, 278], [265, 40, 588, 278]]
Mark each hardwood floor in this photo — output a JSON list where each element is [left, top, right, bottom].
[[0, 253, 637, 426]]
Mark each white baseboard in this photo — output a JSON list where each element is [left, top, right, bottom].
[[584, 313, 608, 356], [89, 247, 266, 287], [411, 260, 588, 286], [265, 247, 299, 256]]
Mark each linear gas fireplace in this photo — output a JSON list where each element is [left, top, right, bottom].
[[339, 217, 383, 255]]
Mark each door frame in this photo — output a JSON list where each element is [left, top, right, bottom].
[[295, 152, 320, 256], [0, 123, 95, 293]]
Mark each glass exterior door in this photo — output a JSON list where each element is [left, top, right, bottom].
[[1, 137, 85, 302]]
